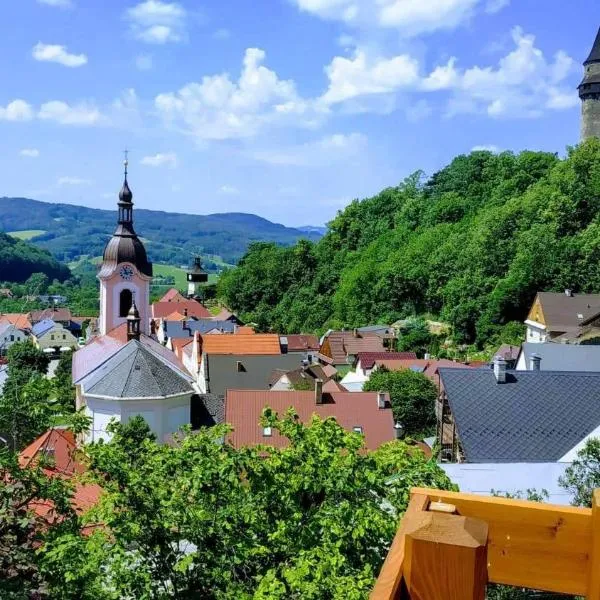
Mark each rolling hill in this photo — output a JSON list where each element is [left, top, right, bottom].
[[0, 197, 323, 269]]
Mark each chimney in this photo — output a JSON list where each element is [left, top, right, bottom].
[[493, 356, 507, 384], [280, 336, 288, 354], [315, 379, 323, 405], [353, 328, 359, 338], [565, 289, 573, 297], [394, 422, 405, 440], [377, 391, 386, 409], [530, 353, 541, 371]]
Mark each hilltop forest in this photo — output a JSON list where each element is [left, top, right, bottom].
[[0, 232, 70, 283], [218, 140, 600, 346]]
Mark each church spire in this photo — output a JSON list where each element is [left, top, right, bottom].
[[584, 27, 600, 65], [118, 151, 133, 217]]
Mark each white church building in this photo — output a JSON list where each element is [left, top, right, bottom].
[[72, 160, 195, 443]]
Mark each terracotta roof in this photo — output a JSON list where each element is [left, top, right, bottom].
[[235, 326, 255, 335], [320, 331, 386, 365], [374, 359, 470, 382], [152, 299, 211, 320], [357, 351, 418, 370], [284, 334, 320, 351], [1, 312, 32, 330], [214, 308, 234, 321], [321, 364, 338, 378], [201, 333, 281, 357], [171, 337, 192, 359], [30, 307, 72, 323], [165, 311, 186, 321], [19, 428, 101, 515], [226, 390, 395, 451], [160, 288, 186, 303], [106, 322, 129, 343]]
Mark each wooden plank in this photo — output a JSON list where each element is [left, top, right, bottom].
[[404, 512, 488, 600], [410, 488, 593, 596], [370, 493, 429, 600], [588, 489, 600, 600]]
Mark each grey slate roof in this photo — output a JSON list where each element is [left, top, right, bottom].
[[32, 319, 55, 337], [439, 367, 600, 463], [193, 394, 225, 427], [82, 339, 193, 398], [206, 353, 306, 397], [164, 319, 236, 339], [519, 342, 600, 372], [584, 27, 600, 64]]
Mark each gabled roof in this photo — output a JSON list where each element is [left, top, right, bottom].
[[32, 318, 57, 337], [439, 367, 600, 463], [534, 292, 600, 333], [375, 359, 471, 381], [164, 319, 236, 339], [152, 299, 211, 320], [320, 331, 386, 364], [494, 344, 520, 362], [160, 288, 186, 303], [284, 334, 320, 351], [30, 307, 72, 323], [1, 313, 32, 330], [201, 333, 281, 356], [357, 351, 417, 370], [226, 390, 395, 450], [273, 364, 336, 388], [81, 339, 193, 399], [518, 342, 600, 372]]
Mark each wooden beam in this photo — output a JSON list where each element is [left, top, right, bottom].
[[588, 489, 600, 600], [370, 493, 429, 600], [404, 512, 488, 600], [410, 488, 592, 596]]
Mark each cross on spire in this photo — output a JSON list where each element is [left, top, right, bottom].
[[123, 148, 129, 178]]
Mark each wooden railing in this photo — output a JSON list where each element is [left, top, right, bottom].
[[371, 487, 600, 600]]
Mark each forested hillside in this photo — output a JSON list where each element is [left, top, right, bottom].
[[0, 232, 70, 283], [0, 198, 321, 267], [218, 140, 600, 345]]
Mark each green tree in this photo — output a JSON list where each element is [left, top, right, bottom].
[[25, 272, 49, 296], [559, 438, 600, 508], [43, 412, 455, 599], [53, 350, 76, 413], [364, 367, 437, 437], [6, 341, 50, 377]]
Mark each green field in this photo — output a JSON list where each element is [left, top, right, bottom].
[[8, 229, 46, 240], [152, 264, 219, 290]]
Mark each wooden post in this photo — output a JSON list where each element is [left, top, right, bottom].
[[588, 489, 600, 600], [403, 511, 488, 600]]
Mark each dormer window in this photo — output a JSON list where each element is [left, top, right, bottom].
[[353, 426, 363, 434], [263, 426, 272, 437]]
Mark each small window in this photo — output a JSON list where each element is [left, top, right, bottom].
[[263, 426, 272, 437], [9, 335, 14, 342], [62, 334, 66, 340], [353, 426, 363, 434], [51, 334, 54, 340]]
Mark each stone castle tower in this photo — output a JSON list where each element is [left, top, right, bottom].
[[579, 27, 600, 140]]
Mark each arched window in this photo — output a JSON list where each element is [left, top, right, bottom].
[[119, 289, 133, 318]]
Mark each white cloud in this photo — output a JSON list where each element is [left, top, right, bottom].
[[213, 28, 231, 40], [421, 58, 459, 91], [126, 0, 187, 44], [293, 0, 483, 36], [38, 101, 102, 125], [140, 152, 178, 167], [37, 0, 73, 8], [135, 54, 153, 70], [320, 50, 419, 105], [32, 43, 87, 67], [155, 47, 315, 140], [0, 100, 34, 121], [20, 148, 40, 158], [405, 99, 432, 122], [484, 0, 509, 13], [219, 185, 240, 195], [471, 144, 500, 152], [58, 176, 92, 186], [251, 132, 366, 166]]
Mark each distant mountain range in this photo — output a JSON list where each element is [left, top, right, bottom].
[[0, 197, 324, 270], [297, 225, 328, 236]]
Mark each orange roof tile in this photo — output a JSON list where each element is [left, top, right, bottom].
[[165, 311, 186, 321], [160, 288, 186, 302], [235, 326, 256, 335], [201, 333, 281, 356], [1, 312, 32, 330], [152, 300, 211, 319]]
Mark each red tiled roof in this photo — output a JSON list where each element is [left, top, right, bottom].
[[160, 288, 186, 303], [374, 359, 471, 382], [19, 429, 101, 516], [201, 333, 281, 357], [285, 334, 320, 351], [106, 322, 129, 343], [30, 307, 72, 323], [357, 352, 418, 370], [1, 312, 32, 330], [152, 300, 211, 319], [235, 326, 256, 335], [72, 330, 124, 383], [320, 331, 386, 364], [226, 390, 395, 451]]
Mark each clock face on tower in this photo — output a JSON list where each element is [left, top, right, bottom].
[[119, 265, 134, 280]]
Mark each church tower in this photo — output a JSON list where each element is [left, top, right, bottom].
[[186, 255, 208, 299], [98, 158, 152, 336], [579, 27, 600, 141]]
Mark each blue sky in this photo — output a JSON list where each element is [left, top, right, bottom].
[[0, 0, 596, 226]]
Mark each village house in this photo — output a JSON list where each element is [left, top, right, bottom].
[[279, 334, 320, 359], [31, 319, 78, 353], [524, 290, 600, 343], [269, 363, 341, 392], [516, 342, 600, 371], [318, 329, 387, 368], [0, 318, 28, 355], [225, 386, 398, 450], [0, 312, 33, 331], [158, 317, 236, 345]]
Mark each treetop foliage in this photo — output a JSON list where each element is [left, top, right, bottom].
[[218, 141, 600, 345]]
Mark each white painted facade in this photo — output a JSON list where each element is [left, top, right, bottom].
[[524, 319, 548, 343], [84, 391, 193, 443], [0, 323, 27, 355]]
